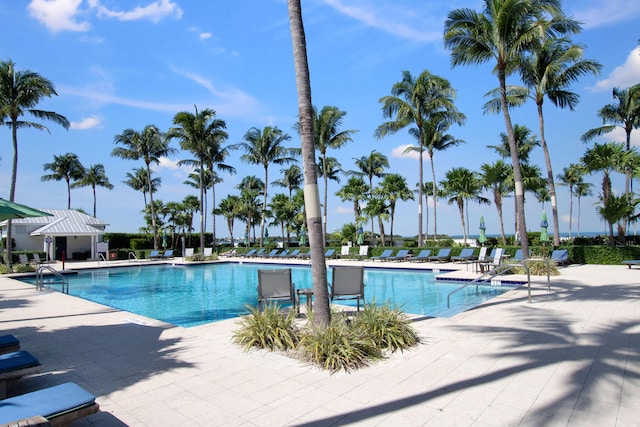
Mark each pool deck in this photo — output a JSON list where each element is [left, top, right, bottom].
[[0, 257, 638, 426]]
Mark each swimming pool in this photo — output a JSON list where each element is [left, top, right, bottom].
[[21, 263, 511, 327]]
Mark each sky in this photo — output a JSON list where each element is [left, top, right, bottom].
[[1, 0, 640, 241]]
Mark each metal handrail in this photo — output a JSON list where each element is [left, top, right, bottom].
[[97, 252, 107, 265], [36, 265, 69, 294], [447, 263, 531, 308], [128, 251, 140, 264]]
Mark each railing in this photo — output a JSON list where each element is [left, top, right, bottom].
[[447, 263, 531, 308], [97, 252, 107, 265], [128, 251, 140, 264], [36, 265, 69, 294]]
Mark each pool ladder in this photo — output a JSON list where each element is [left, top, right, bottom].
[[446, 263, 531, 308], [36, 265, 69, 294]]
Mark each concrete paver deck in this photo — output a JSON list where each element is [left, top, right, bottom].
[[0, 259, 638, 426]]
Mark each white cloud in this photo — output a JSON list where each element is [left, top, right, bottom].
[[601, 127, 640, 147], [592, 47, 640, 92], [572, 1, 640, 29], [391, 144, 430, 161], [90, 0, 182, 23], [335, 206, 352, 215], [28, 0, 91, 33], [157, 157, 181, 170], [199, 32, 212, 41], [322, 0, 441, 42], [70, 115, 103, 129]]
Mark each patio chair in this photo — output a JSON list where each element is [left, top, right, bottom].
[[0, 351, 42, 399], [409, 249, 431, 262], [330, 266, 365, 311], [257, 269, 296, 310], [297, 250, 311, 259], [275, 249, 291, 258], [17, 254, 29, 265], [387, 249, 410, 262], [31, 253, 44, 265], [451, 248, 475, 262], [162, 249, 174, 259], [550, 249, 569, 266], [285, 249, 301, 258], [427, 248, 452, 262], [203, 247, 213, 258], [482, 248, 505, 274], [184, 248, 194, 258], [263, 249, 281, 258], [622, 259, 640, 269], [148, 250, 161, 260], [324, 249, 336, 259], [339, 245, 351, 259], [247, 249, 265, 258], [241, 249, 257, 258], [371, 249, 393, 262], [357, 245, 369, 260], [511, 249, 524, 263], [0, 335, 20, 355], [0, 382, 99, 426]]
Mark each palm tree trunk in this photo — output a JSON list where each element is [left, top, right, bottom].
[[496, 195, 507, 246], [288, 0, 330, 326], [498, 69, 528, 257], [568, 185, 574, 239], [6, 122, 19, 264], [66, 179, 71, 209], [199, 161, 205, 253], [146, 163, 159, 249], [369, 177, 375, 246], [430, 150, 438, 241], [261, 167, 268, 248], [417, 131, 424, 247], [537, 104, 560, 246], [92, 185, 97, 217], [323, 156, 328, 247], [457, 199, 467, 245], [211, 183, 217, 248], [389, 202, 395, 246]]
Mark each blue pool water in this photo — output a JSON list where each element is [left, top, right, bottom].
[[21, 263, 510, 327]]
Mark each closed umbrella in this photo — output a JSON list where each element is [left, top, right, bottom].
[[478, 216, 487, 245], [264, 228, 269, 244], [357, 223, 364, 245], [299, 226, 306, 246], [162, 230, 167, 249], [244, 231, 249, 247], [540, 211, 549, 244]]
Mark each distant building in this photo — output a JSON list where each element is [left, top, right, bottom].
[[0, 209, 109, 261]]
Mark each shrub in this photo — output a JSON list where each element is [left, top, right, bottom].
[[0, 264, 12, 274], [351, 301, 420, 352], [298, 312, 378, 372], [510, 260, 560, 276], [232, 304, 299, 351], [13, 264, 35, 273]]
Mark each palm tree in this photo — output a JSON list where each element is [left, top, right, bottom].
[[238, 126, 295, 247], [351, 150, 389, 245], [573, 181, 593, 237], [440, 167, 490, 246], [336, 176, 369, 229], [112, 124, 175, 249], [72, 164, 114, 217], [41, 153, 85, 209], [317, 156, 342, 187], [444, 0, 579, 258], [168, 106, 228, 253], [273, 164, 303, 199], [123, 167, 160, 209], [299, 105, 357, 245], [181, 194, 200, 246], [581, 142, 627, 207], [363, 194, 389, 247], [378, 173, 414, 245], [0, 60, 70, 264], [236, 175, 264, 244], [269, 193, 296, 244], [480, 160, 512, 245], [557, 163, 585, 239], [218, 194, 241, 248], [597, 193, 640, 246], [582, 84, 640, 195], [375, 69, 463, 247], [288, 0, 331, 325]]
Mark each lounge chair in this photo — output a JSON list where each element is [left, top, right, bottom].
[[451, 248, 475, 262], [427, 248, 452, 262], [409, 249, 431, 262], [550, 249, 569, 266], [241, 249, 257, 258], [297, 250, 311, 259], [203, 247, 213, 258], [275, 249, 290, 258], [0, 335, 20, 355], [481, 248, 505, 273], [148, 250, 161, 260], [324, 249, 336, 259], [31, 253, 44, 265], [0, 382, 99, 426], [247, 249, 265, 258], [263, 249, 280, 258], [511, 249, 524, 263], [371, 249, 393, 262], [0, 351, 42, 399], [184, 248, 194, 258], [387, 249, 410, 262], [285, 249, 301, 258], [339, 245, 351, 259], [623, 259, 640, 269], [162, 249, 174, 259], [17, 254, 29, 265], [257, 269, 296, 310], [357, 245, 369, 260], [330, 266, 365, 311]]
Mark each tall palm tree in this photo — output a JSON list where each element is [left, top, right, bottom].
[[363, 194, 389, 247], [597, 193, 639, 246], [375, 69, 463, 247], [288, 0, 331, 325], [573, 181, 592, 237], [181, 194, 200, 246], [236, 175, 264, 245], [0, 60, 70, 264], [440, 167, 490, 246], [557, 163, 585, 239], [168, 106, 228, 253], [336, 176, 369, 229], [317, 156, 342, 187], [444, 0, 579, 258], [351, 150, 389, 245], [581, 142, 627, 208], [112, 124, 175, 249], [123, 167, 160, 209], [72, 164, 114, 217], [238, 126, 295, 247], [218, 194, 241, 248], [41, 153, 85, 209], [519, 38, 601, 245], [480, 160, 512, 245], [300, 105, 357, 245], [273, 164, 303, 199], [582, 84, 640, 195], [378, 173, 414, 246]]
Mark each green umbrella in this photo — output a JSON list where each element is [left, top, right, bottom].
[[478, 216, 487, 245], [356, 223, 364, 245], [0, 198, 53, 221], [540, 211, 549, 244], [162, 230, 167, 249], [299, 226, 306, 246], [264, 228, 269, 244], [244, 231, 249, 247]]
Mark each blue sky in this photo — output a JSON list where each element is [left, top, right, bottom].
[[1, 0, 640, 240]]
